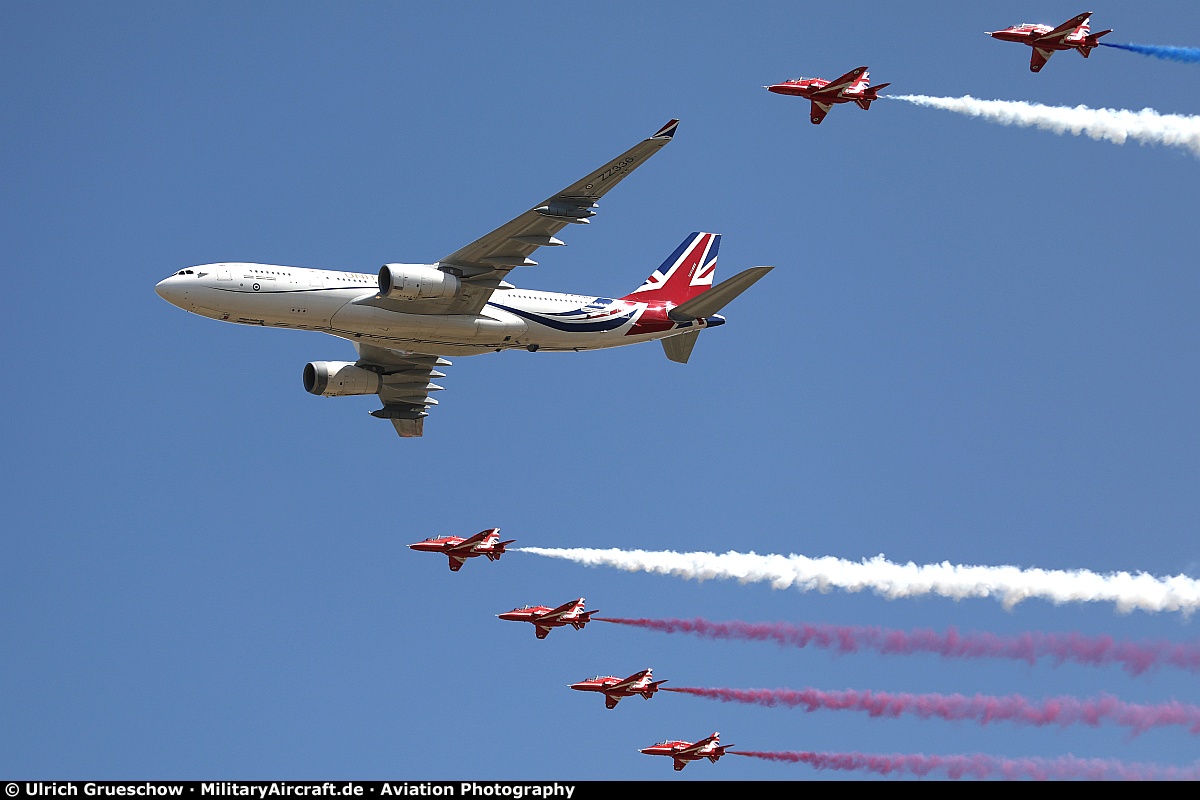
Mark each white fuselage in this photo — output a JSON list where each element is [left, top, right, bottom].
[[155, 262, 715, 357]]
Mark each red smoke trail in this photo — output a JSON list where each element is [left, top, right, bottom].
[[729, 750, 1200, 780], [595, 617, 1200, 676], [664, 687, 1200, 735]]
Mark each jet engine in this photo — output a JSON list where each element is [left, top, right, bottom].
[[303, 361, 381, 397], [378, 263, 460, 300]]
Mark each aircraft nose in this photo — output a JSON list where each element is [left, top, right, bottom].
[[155, 276, 184, 306]]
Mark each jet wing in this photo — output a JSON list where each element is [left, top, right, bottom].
[[353, 342, 451, 438], [679, 734, 719, 756], [809, 101, 832, 125], [540, 599, 583, 622], [1034, 12, 1091, 44], [610, 671, 650, 691], [394, 119, 680, 317], [1030, 47, 1054, 72], [446, 530, 489, 552], [810, 66, 868, 100]]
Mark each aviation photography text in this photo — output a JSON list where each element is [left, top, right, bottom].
[[12, 785, 580, 800]]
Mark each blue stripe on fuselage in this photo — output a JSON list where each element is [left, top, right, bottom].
[[488, 302, 637, 333]]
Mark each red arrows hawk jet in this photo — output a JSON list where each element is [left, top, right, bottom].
[[497, 597, 599, 639], [407, 528, 515, 572], [640, 732, 732, 771], [765, 66, 890, 124], [987, 11, 1112, 72], [569, 668, 668, 709]]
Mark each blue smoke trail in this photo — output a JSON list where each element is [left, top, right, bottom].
[[1101, 42, 1200, 64]]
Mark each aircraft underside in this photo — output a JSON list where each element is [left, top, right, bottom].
[[206, 283, 706, 357]]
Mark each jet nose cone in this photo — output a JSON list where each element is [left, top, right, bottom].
[[155, 276, 184, 306]]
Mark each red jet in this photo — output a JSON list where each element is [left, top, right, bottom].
[[497, 597, 599, 639], [569, 668, 668, 709], [408, 528, 515, 572], [987, 11, 1112, 72], [639, 732, 732, 772], [765, 66, 890, 125]]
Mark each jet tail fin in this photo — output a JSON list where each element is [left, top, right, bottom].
[[622, 232, 720, 304]]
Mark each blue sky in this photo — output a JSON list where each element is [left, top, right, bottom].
[[4, 0, 1200, 781]]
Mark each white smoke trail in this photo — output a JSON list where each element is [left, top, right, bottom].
[[516, 547, 1200, 615], [889, 95, 1200, 157]]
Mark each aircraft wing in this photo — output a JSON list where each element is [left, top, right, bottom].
[[446, 530, 489, 552], [1035, 12, 1091, 44], [610, 670, 650, 691], [679, 734, 719, 755], [1030, 47, 1054, 72], [810, 66, 868, 99], [407, 119, 680, 316], [542, 599, 583, 621], [809, 101, 832, 125], [353, 342, 451, 438]]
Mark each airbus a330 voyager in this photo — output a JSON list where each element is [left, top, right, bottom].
[[155, 119, 773, 438]]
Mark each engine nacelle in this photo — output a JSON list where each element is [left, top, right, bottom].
[[303, 361, 381, 397], [378, 263, 460, 301]]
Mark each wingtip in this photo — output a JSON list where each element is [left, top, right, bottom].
[[653, 119, 680, 139]]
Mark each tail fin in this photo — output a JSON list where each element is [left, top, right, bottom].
[[621, 232, 720, 305]]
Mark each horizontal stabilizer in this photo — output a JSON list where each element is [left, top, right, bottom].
[[668, 266, 774, 321], [661, 330, 700, 364]]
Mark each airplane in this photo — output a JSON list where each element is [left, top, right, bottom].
[[764, 66, 890, 125], [639, 732, 732, 771], [986, 11, 1112, 72], [497, 597, 599, 640], [569, 668, 667, 709], [154, 119, 774, 439], [407, 527, 515, 572]]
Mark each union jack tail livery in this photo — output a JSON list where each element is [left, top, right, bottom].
[[622, 232, 720, 305]]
